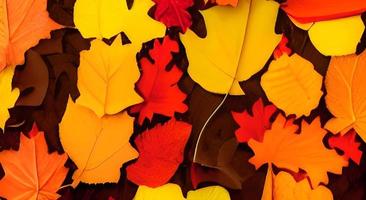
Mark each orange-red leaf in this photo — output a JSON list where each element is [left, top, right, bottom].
[[131, 36, 188, 125], [328, 130, 363, 165], [126, 119, 192, 187], [249, 114, 347, 186], [0, 0, 62, 71], [0, 124, 68, 200], [231, 98, 276, 143]]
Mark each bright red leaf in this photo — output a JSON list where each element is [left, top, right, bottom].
[[281, 0, 366, 23], [131, 36, 188, 125], [273, 35, 292, 59], [152, 0, 193, 33], [328, 130, 363, 165], [231, 98, 277, 143], [126, 119, 192, 187]]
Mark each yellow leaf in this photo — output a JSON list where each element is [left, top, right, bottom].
[[59, 98, 138, 187], [187, 186, 230, 200], [180, 0, 281, 95], [290, 15, 365, 56], [261, 54, 323, 117], [0, 66, 19, 130], [325, 50, 366, 142], [273, 171, 333, 200], [134, 184, 185, 200], [261, 165, 274, 200], [249, 114, 347, 186], [133, 183, 230, 200], [77, 35, 142, 117], [74, 0, 165, 40]]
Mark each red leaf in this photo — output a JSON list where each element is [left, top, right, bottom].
[[273, 35, 292, 59], [328, 130, 363, 165], [126, 119, 192, 187], [231, 98, 276, 143], [131, 36, 188, 125], [152, 0, 194, 33], [281, 0, 366, 23]]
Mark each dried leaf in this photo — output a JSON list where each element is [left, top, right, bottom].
[[261, 54, 323, 117], [249, 114, 347, 186], [59, 99, 138, 187], [77, 35, 142, 117], [324, 50, 366, 142], [0, 124, 68, 200]]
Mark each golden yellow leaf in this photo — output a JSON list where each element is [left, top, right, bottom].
[[77, 35, 142, 117], [273, 171, 333, 200], [74, 0, 165, 40], [290, 15, 365, 56], [181, 0, 281, 95], [249, 114, 347, 186], [59, 98, 138, 187], [261, 54, 323, 117], [0, 66, 19, 130], [325, 50, 366, 142], [133, 183, 230, 200]]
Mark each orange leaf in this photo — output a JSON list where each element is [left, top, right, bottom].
[[0, 0, 62, 71], [324, 50, 366, 142], [248, 114, 347, 186], [0, 124, 68, 199]]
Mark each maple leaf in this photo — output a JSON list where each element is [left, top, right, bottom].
[[0, 0, 62, 71], [127, 119, 192, 187], [131, 36, 188, 125], [0, 124, 68, 200], [60, 98, 138, 187], [249, 114, 347, 186], [231, 98, 276, 143], [328, 130, 363, 165], [152, 0, 194, 33]]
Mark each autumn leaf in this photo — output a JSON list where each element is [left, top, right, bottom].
[[273, 171, 333, 200], [0, 66, 19, 130], [328, 130, 363, 165], [249, 114, 347, 186], [281, 0, 366, 23], [180, 0, 281, 95], [134, 183, 230, 200], [324, 50, 366, 142], [231, 98, 276, 143], [261, 54, 323, 117], [126, 119, 192, 187], [152, 0, 193, 33], [59, 98, 138, 187], [203, 0, 238, 7], [0, 124, 68, 200], [0, 0, 62, 71], [289, 15, 365, 56], [74, 0, 164, 40], [131, 36, 187, 124], [76, 35, 142, 117]]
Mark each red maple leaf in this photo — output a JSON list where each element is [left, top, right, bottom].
[[231, 98, 277, 143], [126, 119, 192, 187], [131, 36, 188, 125], [273, 35, 292, 59], [152, 0, 193, 33], [328, 130, 363, 165]]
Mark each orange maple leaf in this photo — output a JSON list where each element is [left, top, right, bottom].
[[0, 124, 68, 200], [0, 0, 62, 71], [248, 114, 347, 187]]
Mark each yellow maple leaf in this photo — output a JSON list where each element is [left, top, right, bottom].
[[59, 98, 138, 187], [77, 35, 143, 117], [325, 49, 366, 142], [74, 0, 165, 40], [249, 114, 347, 187], [0, 66, 19, 130], [261, 54, 323, 117], [180, 0, 281, 95]]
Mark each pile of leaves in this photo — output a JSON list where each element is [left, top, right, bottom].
[[1, 0, 366, 199]]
